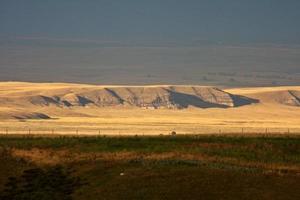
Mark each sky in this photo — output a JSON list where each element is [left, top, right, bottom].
[[1, 0, 300, 44], [0, 0, 300, 86]]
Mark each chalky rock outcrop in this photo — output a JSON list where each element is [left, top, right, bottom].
[[0, 86, 257, 109]]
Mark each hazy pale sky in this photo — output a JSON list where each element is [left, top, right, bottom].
[[1, 0, 300, 44]]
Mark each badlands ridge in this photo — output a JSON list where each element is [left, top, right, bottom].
[[0, 82, 299, 120]]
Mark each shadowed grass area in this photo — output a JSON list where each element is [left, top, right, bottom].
[[73, 161, 300, 200], [0, 135, 299, 164], [0, 135, 300, 200]]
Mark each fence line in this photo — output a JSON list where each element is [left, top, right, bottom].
[[1, 127, 300, 136]]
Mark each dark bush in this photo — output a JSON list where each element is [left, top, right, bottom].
[[0, 166, 84, 200]]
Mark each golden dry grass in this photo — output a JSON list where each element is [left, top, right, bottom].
[[0, 82, 299, 135]]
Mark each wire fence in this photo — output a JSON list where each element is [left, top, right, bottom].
[[1, 127, 300, 137]]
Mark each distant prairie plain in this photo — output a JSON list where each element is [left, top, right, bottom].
[[1, 39, 300, 86]]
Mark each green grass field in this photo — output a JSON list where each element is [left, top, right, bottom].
[[0, 135, 300, 200]]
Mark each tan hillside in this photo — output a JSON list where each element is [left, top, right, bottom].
[[0, 82, 299, 135], [0, 82, 257, 112], [226, 86, 300, 106]]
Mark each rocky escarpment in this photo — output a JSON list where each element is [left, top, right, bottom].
[[0, 86, 257, 109]]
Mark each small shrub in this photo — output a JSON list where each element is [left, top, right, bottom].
[[170, 131, 177, 136]]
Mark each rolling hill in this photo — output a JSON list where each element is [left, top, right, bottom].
[[0, 82, 299, 135], [0, 82, 258, 119]]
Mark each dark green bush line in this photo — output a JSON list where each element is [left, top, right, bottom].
[[0, 135, 299, 148]]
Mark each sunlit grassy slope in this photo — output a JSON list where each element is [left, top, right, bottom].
[[0, 82, 299, 135]]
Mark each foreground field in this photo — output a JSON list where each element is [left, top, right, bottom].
[[0, 135, 300, 199]]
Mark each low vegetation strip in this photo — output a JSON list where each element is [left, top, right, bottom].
[[9, 148, 300, 175], [0, 135, 299, 168]]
